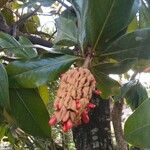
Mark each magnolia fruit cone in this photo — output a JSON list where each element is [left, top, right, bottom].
[[48, 67, 101, 132]]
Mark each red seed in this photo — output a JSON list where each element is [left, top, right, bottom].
[[66, 119, 73, 130], [62, 124, 68, 132], [81, 111, 89, 124], [94, 89, 102, 95], [49, 116, 57, 126], [87, 103, 96, 109]]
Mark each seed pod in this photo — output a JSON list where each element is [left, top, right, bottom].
[[49, 67, 99, 132], [49, 116, 57, 126]]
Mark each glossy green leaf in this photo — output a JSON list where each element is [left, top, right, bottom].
[[7, 55, 78, 88], [125, 98, 150, 148], [9, 88, 51, 138], [0, 63, 10, 110], [71, 0, 139, 50], [92, 58, 136, 74], [55, 15, 78, 46], [102, 28, 150, 61], [92, 70, 120, 99], [125, 81, 148, 110], [0, 32, 37, 59]]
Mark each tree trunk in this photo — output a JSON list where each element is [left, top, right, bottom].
[[72, 94, 113, 150]]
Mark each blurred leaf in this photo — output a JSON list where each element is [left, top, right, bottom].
[[7, 55, 78, 88], [55, 16, 78, 46], [0, 63, 10, 110], [23, 15, 40, 33], [1, 8, 14, 26], [0, 0, 8, 8], [0, 32, 37, 59], [0, 124, 7, 140], [92, 70, 120, 99], [71, 0, 139, 50], [38, 85, 50, 105], [140, 0, 150, 28], [125, 98, 150, 148], [103, 28, 150, 61], [9, 88, 51, 138], [92, 58, 136, 74], [11, 1, 23, 9], [127, 17, 139, 33], [125, 81, 148, 110]]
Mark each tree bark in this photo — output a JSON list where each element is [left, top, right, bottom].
[[72, 94, 113, 150], [112, 100, 128, 150]]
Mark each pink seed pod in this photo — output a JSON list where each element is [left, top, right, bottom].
[[87, 103, 96, 109], [49, 116, 57, 126], [66, 119, 73, 130], [81, 110, 90, 124], [62, 123, 68, 132], [94, 89, 102, 95]]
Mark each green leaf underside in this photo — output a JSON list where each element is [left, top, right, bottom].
[[125, 98, 150, 148], [6, 55, 78, 88], [9, 88, 51, 138]]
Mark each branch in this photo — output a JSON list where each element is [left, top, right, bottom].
[[25, 35, 53, 47]]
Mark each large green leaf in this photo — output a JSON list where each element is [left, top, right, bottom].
[[7, 55, 78, 88], [70, 0, 139, 50], [102, 28, 150, 61], [0, 32, 37, 59], [9, 88, 51, 138], [124, 98, 150, 148], [92, 58, 136, 75], [92, 70, 120, 99], [0, 63, 10, 110]]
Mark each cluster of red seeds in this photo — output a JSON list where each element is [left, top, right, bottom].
[[48, 68, 101, 132]]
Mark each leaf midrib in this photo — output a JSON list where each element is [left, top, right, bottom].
[[92, 0, 116, 51]]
